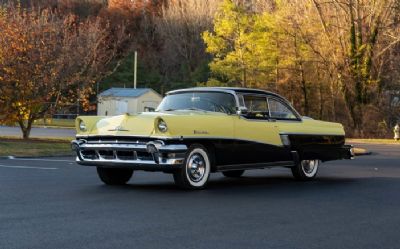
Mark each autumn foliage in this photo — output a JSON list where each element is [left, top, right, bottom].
[[202, 0, 400, 137], [0, 3, 128, 138], [0, 0, 399, 138]]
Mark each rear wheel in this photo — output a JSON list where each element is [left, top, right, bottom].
[[97, 167, 133, 185], [222, 170, 245, 178], [291, 159, 319, 181], [173, 144, 211, 190]]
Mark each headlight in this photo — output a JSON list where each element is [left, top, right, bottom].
[[79, 120, 87, 131], [157, 119, 168, 133]]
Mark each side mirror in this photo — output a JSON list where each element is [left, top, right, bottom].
[[236, 106, 248, 116]]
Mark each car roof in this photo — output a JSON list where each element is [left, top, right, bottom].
[[167, 87, 283, 99], [165, 87, 301, 117]]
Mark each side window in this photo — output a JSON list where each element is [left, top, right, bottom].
[[242, 95, 269, 119], [268, 98, 298, 120]]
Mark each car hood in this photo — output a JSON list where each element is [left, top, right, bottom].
[[76, 111, 233, 138]]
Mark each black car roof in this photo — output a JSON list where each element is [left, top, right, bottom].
[[167, 87, 283, 99], [165, 87, 301, 117]]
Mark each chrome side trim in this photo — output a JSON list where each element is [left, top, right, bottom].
[[217, 161, 295, 171], [279, 132, 345, 136], [75, 136, 285, 147]]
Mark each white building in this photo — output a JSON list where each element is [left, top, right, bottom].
[[97, 88, 162, 116]]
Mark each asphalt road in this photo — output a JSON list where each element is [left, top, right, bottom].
[[0, 126, 75, 138], [1, 144, 399, 249]]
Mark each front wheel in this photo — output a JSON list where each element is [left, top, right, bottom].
[[291, 160, 320, 181], [97, 167, 134, 185], [173, 144, 211, 190]]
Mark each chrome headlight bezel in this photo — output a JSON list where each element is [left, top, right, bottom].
[[79, 120, 87, 131], [157, 119, 168, 133]]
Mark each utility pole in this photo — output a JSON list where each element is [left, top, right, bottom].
[[76, 84, 80, 117], [133, 51, 137, 89]]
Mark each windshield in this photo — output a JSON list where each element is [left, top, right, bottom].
[[157, 92, 237, 114]]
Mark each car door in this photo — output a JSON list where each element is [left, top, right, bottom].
[[266, 96, 305, 152], [233, 94, 290, 165]]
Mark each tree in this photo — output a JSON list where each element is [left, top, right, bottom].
[[294, 0, 399, 134], [202, 0, 399, 135], [202, 0, 277, 88], [0, 4, 127, 138]]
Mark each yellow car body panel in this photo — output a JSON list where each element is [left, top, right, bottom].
[[276, 119, 345, 136], [76, 114, 344, 145]]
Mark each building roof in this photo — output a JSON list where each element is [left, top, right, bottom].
[[99, 88, 160, 98]]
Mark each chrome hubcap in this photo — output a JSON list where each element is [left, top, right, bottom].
[[187, 153, 206, 182], [301, 160, 318, 174]]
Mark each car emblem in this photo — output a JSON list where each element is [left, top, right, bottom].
[[193, 130, 209, 135]]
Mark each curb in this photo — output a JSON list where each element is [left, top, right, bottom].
[[353, 147, 372, 156], [0, 156, 15, 159], [32, 126, 75, 130], [0, 154, 74, 159]]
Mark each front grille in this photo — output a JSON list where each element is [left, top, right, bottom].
[[80, 148, 154, 162], [116, 151, 136, 160], [73, 139, 187, 167], [136, 151, 153, 161], [81, 150, 98, 160], [98, 150, 114, 160]]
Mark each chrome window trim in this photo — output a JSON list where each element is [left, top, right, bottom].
[[163, 87, 302, 120], [267, 96, 302, 121], [158, 89, 240, 115], [235, 92, 302, 122], [236, 93, 270, 121]]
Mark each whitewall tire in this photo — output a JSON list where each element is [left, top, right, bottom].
[[291, 159, 320, 181], [173, 144, 211, 189]]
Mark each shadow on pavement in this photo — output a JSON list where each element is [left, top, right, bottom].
[[90, 175, 358, 194]]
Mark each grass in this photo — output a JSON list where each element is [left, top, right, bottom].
[[0, 137, 73, 157], [32, 118, 75, 128], [0, 135, 73, 141], [347, 138, 400, 145]]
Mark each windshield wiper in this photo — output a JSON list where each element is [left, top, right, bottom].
[[183, 108, 207, 112], [162, 108, 208, 112]]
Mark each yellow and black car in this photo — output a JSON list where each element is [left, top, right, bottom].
[[72, 87, 354, 189]]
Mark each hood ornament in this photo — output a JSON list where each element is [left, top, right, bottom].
[[108, 125, 129, 132]]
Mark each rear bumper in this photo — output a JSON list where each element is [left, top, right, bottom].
[[344, 144, 355, 159], [71, 139, 187, 171], [298, 144, 354, 161]]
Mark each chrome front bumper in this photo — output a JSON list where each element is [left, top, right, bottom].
[[71, 139, 187, 170]]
